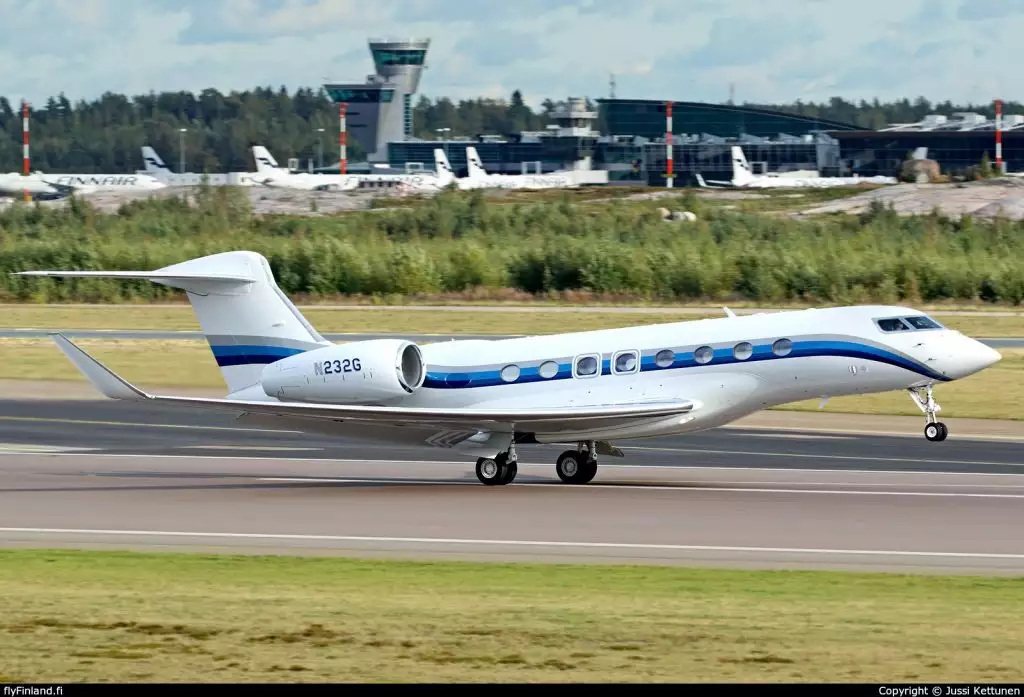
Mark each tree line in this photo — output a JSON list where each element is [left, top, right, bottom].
[[3, 189, 1024, 306], [0, 87, 1014, 174]]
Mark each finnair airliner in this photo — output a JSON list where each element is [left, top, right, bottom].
[[0, 169, 166, 199], [441, 146, 578, 190], [696, 146, 897, 189], [251, 146, 452, 192], [17, 251, 1000, 486], [140, 147, 259, 187]]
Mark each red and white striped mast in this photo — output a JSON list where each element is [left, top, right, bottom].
[[995, 99, 1004, 174], [665, 101, 674, 189], [339, 102, 348, 175], [22, 101, 31, 201]]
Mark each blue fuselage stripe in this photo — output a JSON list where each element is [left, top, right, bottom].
[[206, 339, 949, 383]]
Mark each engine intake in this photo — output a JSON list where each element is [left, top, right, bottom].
[[260, 339, 425, 404]]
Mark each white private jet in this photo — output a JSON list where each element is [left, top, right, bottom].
[[140, 147, 259, 187], [695, 146, 897, 189], [251, 146, 453, 193], [446, 146, 578, 190], [16, 251, 1000, 486]]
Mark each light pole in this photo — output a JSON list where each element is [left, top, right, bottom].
[[178, 128, 187, 174], [316, 128, 325, 170]]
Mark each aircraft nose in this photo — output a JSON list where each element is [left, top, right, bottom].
[[942, 336, 1001, 380]]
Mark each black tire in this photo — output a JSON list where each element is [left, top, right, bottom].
[[556, 450, 583, 483], [500, 460, 518, 485], [476, 457, 504, 485], [924, 422, 947, 442], [555, 450, 598, 484], [575, 458, 598, 484]]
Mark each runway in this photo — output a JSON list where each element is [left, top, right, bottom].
[[2, 329, 1023, 348], [1, 399, 1023, 574]]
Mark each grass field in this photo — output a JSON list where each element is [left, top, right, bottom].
[[1, 338, 1019, 420], [2, 549, 1022, 683], [2, 304, 1024, 337]]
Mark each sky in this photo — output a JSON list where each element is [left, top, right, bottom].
[[1, 0, 1020, 109]]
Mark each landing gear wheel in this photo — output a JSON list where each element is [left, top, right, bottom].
[[500, 459, 518, 485], [924, 422, 948, 442], [476, 454, 517, 486], [555, 450, 598, 484]]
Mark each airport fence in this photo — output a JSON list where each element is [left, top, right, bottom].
[[1, 190, 1024, 304]]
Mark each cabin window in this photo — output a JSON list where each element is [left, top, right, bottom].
[[876, 318, 911, 332], [613, 350, 639, 374], [574, 354, 600, 378], [500, 364, 520, 383], [538, 361, 559, 379], [733, 342, 753, 360], [655, 349, 675, 368], [903, 316, 943, 330], [772, 338, 793, 357], [694, 346, 714, 364]]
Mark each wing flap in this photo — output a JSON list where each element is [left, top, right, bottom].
[[48, 334, 695, 433]]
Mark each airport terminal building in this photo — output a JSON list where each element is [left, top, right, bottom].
[[323, 38, 1016, 184]]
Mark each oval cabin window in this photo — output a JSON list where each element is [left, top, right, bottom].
[[733, 342, 753, 360], [500, 364, 520, 382], [575, 355, 598, 377], [538, 361, 559, 379], [772, 339, 793, 357], [694, 346, 714, 364], [655, 349, 675, 368]]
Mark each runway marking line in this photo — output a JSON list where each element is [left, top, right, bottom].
[[626, 445, 1024, 469], [3, 450, 1024, 478], [0, 527, 1021, 560], [4, 413, 1024, 443], [249, 476, 1024, 499]]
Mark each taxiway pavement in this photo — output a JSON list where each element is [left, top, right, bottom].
[[0, 399, 1022, 574]]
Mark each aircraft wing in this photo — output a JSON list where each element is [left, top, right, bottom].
[[50, 334, 695, 434]]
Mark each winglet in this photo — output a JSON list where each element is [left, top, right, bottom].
[[51, 334, 151, 401], [723, 307, 737, 318]]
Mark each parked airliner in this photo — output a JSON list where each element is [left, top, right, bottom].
[[0, 170, 166, 200], [140, 147, 260, 187], [251, 146, 452, 192], [17, 251, 1000, 486], [696, 146, 897, 189], [456, 146, 578, 190]]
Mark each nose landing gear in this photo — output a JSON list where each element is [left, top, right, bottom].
[[909, 385, 948, 442]]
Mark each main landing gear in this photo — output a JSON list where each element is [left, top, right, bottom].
[[555, 441, 599, 485], [908, 385, 948, 442], [476, 442, 518, 486], [475, 441, 602, 486]]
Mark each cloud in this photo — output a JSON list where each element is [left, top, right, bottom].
[[957, 0, 1024, 21], [0, 0, 1017, 109]]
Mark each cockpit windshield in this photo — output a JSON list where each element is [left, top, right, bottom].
[[903, 315, 943, 330], [875, 316, 944, 332]]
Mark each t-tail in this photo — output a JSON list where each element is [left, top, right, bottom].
[[15, 251, 330, 396], [465, 146, 488, 180]]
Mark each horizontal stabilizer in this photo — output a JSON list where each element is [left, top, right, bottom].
[[48, 334, 696, 434]]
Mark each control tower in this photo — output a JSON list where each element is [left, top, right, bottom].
[[324, 38, 430, 163]]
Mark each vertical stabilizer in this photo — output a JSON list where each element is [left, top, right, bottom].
[[141, 147, 171, 174], [465, 146, 488, 180], [251, 146, 281, 173], [730, 146, 756, 186], [16, 251, 329, 395], [434, 148, 455, 185]]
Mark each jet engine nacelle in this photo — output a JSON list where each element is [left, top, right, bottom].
[[260, 340, 425, 404]]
